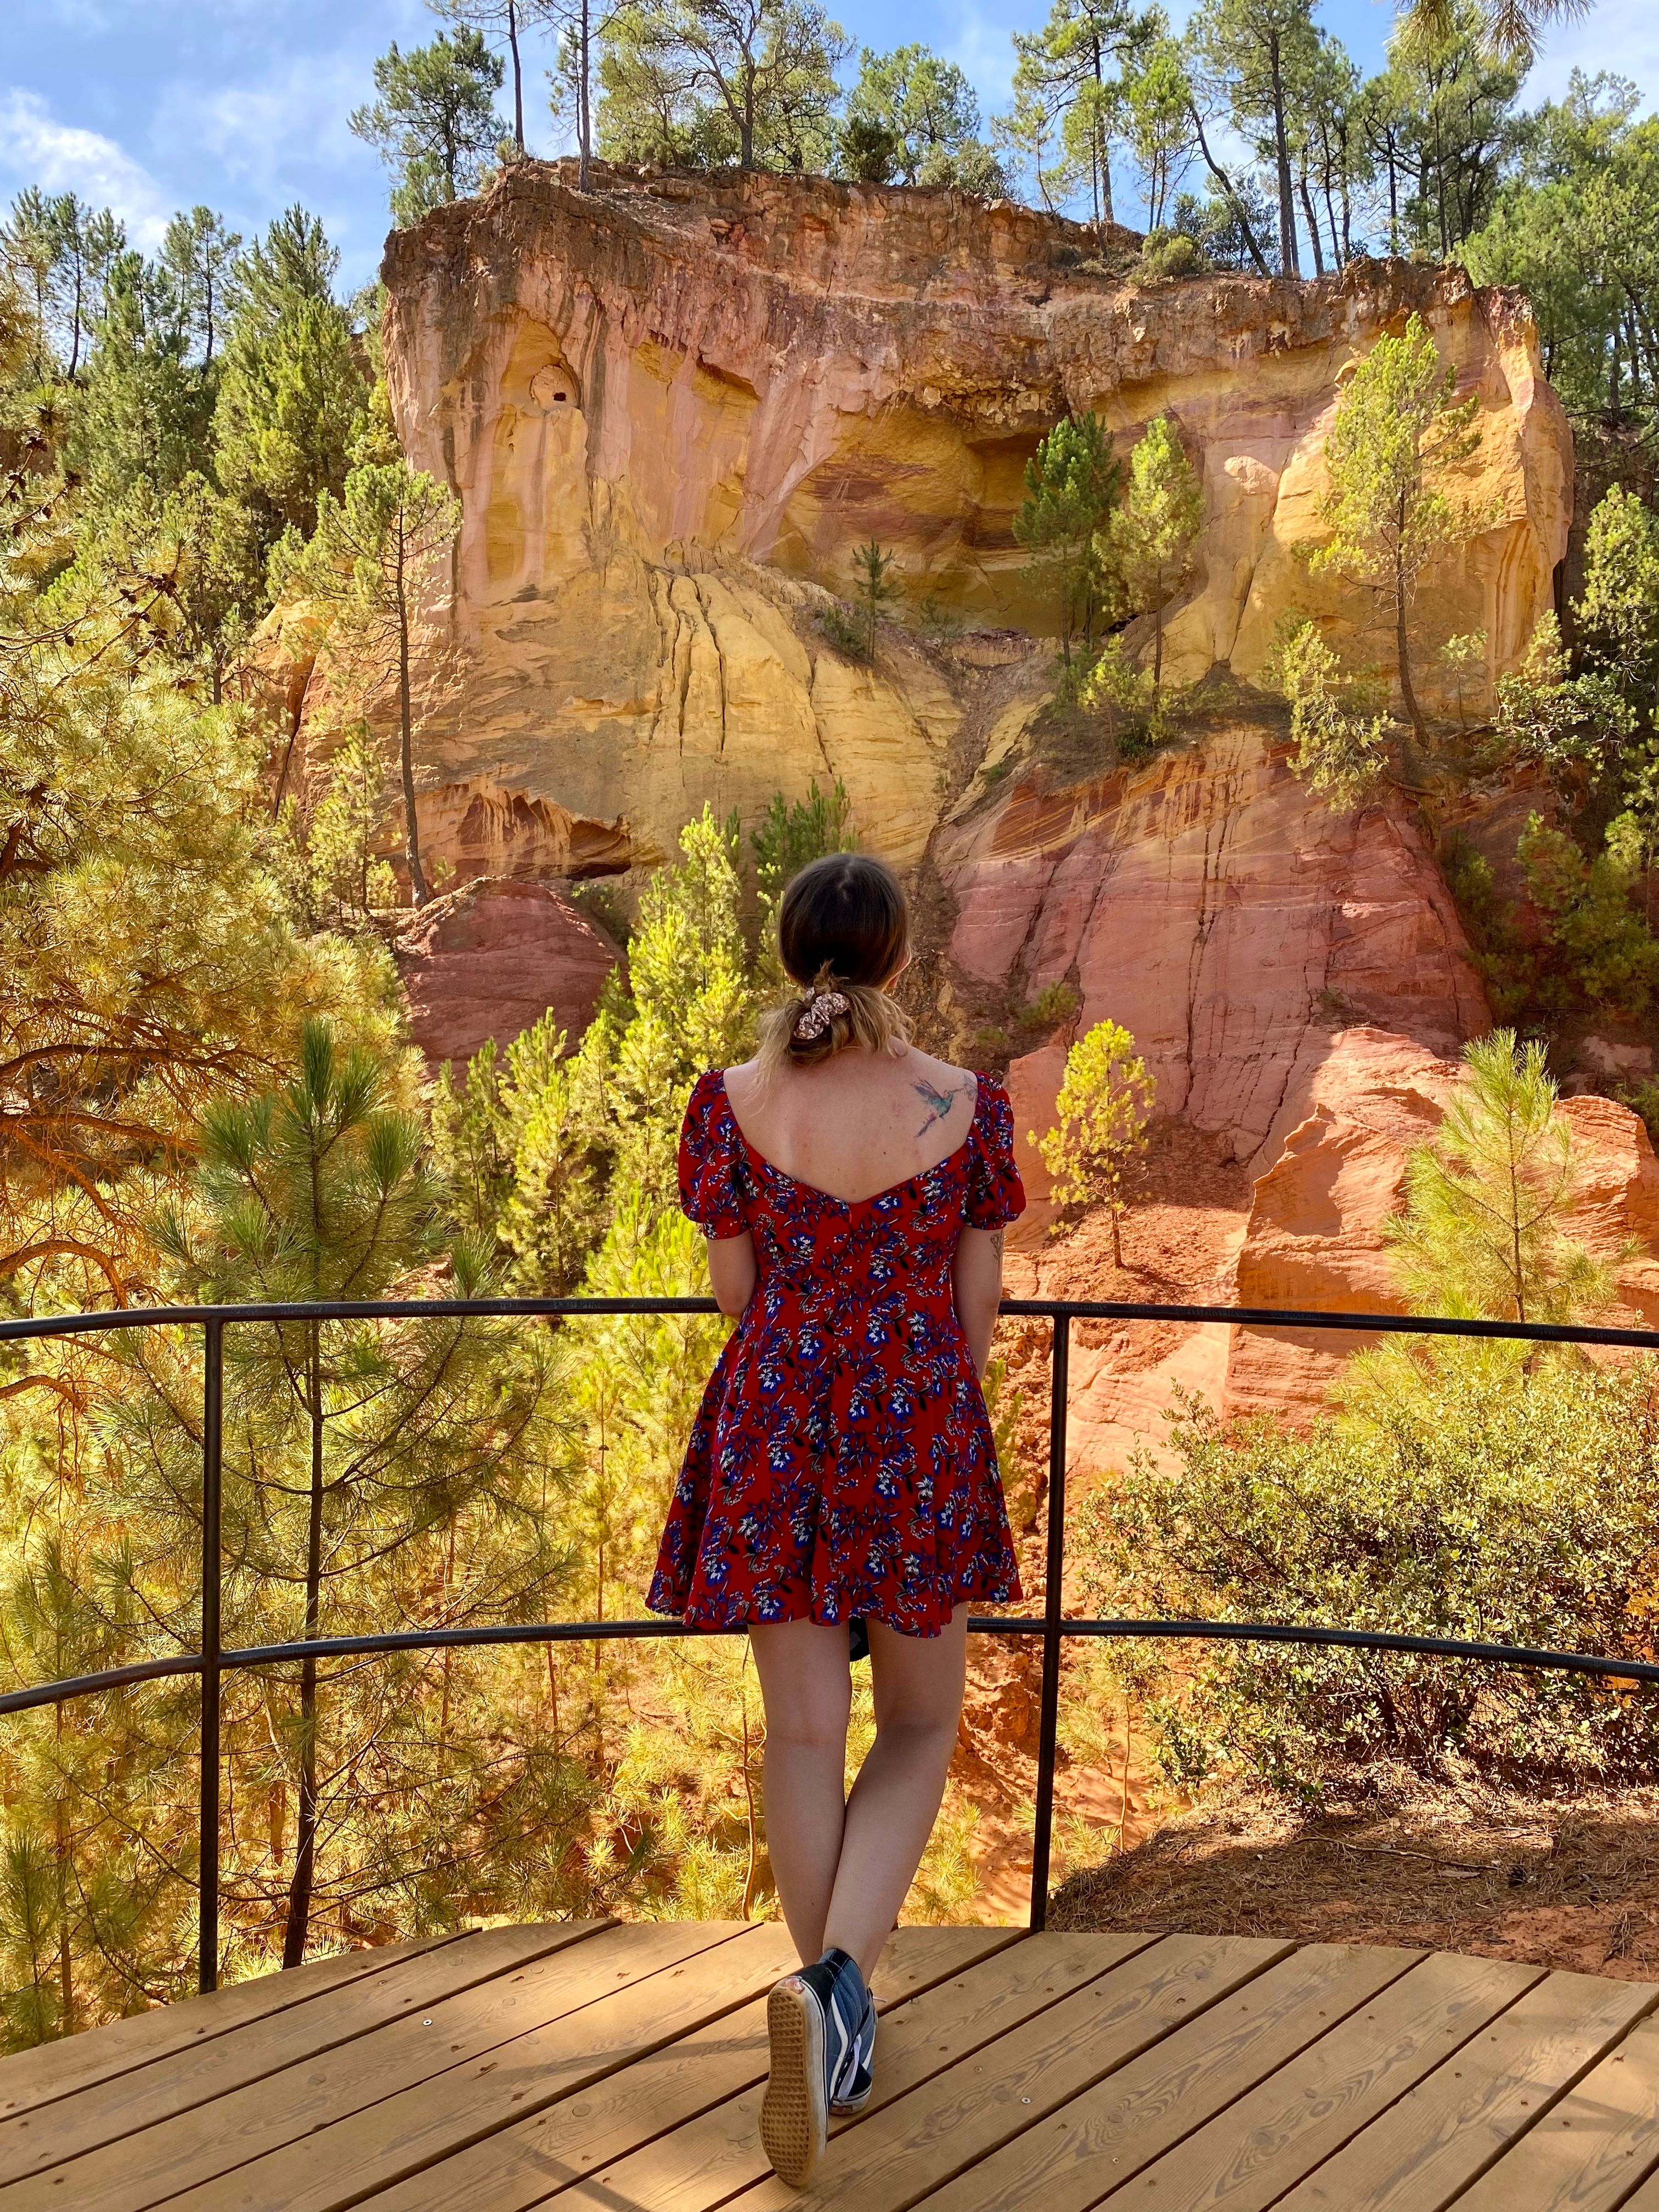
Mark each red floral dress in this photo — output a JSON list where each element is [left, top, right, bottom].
[[648, 1069, 1026, 1638]]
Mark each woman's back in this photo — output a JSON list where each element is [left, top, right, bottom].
[[723, 1045, 982, 1207]]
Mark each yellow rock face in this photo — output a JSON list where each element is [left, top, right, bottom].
[[376, 161, 1571, 877]]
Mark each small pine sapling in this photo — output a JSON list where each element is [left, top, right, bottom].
[[1031, 1018, 1155, 1265], [851, 539, 902, 657]]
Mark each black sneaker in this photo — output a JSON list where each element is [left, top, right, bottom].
[[830, 1984, 877, 2113], [760, 1948, 868, 2187]]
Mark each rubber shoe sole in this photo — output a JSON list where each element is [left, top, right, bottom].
[[761, 1975, 829, 2189]]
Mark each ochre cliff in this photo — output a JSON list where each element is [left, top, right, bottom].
[[361, 165, 1650, 1484], [941, 717, 1491, 1183], [376, 161, 1570, 882]]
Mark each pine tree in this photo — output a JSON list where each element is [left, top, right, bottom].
[[1104, 416, 1204, 694], [1014, 412, 1119, 670], [270, 457, 463, 907], [850, 539, 902, 658], [596, 0, 849, 172], [1003, 0, 1138, 232], [1188, 0, 1322, 274], [0, 452, 368, 1307], [434, 0, 534, 154], [350, 31, 509, 226], [841, 46, 1006, 190], [1032, 1019, 1155, 1265], [160, 208, 242, 368], [153, 1017, 571, 1965], [212, 211, 368, 539], [1383, 1029, 1615, 1324], [66, 246, 209, 506], [1308, 312, 1484, 765]]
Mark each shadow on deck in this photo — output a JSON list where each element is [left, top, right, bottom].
[[5, 1919, 1659, 2210]]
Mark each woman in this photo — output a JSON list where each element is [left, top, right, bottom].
[[648, 850, 1025, 2190]]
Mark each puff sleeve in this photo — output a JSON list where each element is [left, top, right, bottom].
[[678, 1071, 749, 1240], [965, 1076, 1026, 1230]]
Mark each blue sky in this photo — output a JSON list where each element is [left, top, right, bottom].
[[3, 0, 1656, 290]]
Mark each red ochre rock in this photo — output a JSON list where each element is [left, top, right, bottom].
[[394, 875, 622, 1075]]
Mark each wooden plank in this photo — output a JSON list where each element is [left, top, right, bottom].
[[0, 1923, 600, 2185], [916, 1946, 1539, 2212], [160, 1921, 805, 2212], [1100, 1950, 1548, 2212], [532, 1931, 1171, 2212], [1453, 2022, 1659, 2212], [0, 1918, 738, 2212], [1276, 1970, 1659, 2212], [341, 1927, 1022, 2212], [747, 1936, 1385, 2212], [584, 1928, 1300, 2203], [0, 1930, 473, 2121], [905, 1943, 1465, 2212]]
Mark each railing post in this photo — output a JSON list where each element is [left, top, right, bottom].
[[199, 1316, 223, 1995], [1029, 1310, 1070, 1931]]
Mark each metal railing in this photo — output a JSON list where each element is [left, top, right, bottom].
[[6, 1291, 1659, 1994]]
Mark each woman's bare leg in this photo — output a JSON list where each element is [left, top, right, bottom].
[[822, 1609, 968, 1982], [747, 1618, 854, 1965]]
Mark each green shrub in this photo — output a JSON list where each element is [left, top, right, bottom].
[[1138, 229, 1204, 280], [1076, 1353, 1659, 1801], [816, 599, 866, 658], [1518, 812, 1659, 1022]]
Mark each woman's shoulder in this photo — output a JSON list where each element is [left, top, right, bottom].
[[901, 1047, 1006, 1106], [683, 1066, 733, 1127]]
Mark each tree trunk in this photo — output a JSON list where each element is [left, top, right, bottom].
[[1299, 174, 1325, 276], [739, 74, 755, 169], [1394, 537, 1429, 769], [507, 0, 525, 151], [1110, 1205, 1123, 1268], [1269, 40, 1299, 276], [1152, 603, 1164, 695], [1187, 105, 1271, 278], [578, 0, 592, 190], [396, 519, 431, 906], [1090, 35, 1114, 230], [283, 1327, 326, 1970], [1386, 145, 1398, 253]]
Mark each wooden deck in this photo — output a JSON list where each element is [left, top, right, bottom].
[[7, 1923, 1659, 2212]]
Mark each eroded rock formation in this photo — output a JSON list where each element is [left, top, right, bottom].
[[362, 163, 1654, 1470], [394, 875, 622, 1073], [947, 718, 1491, 1183], [379, 161, 1570, 878]]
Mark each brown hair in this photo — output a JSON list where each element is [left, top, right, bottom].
[[757, 852, 911, 1074]]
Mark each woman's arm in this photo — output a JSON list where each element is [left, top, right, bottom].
[[706, 1231, 758, 1318], [952, 1226, 1004, 1378]]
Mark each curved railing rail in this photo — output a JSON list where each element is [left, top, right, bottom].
[[4, 1292, 1659, 1991]]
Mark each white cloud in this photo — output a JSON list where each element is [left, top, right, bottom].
[[0, 89, 171, 245], [1526, 0, 1659, 113], [170, 54, 368, 191], [945, 4, 1021, 117]]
